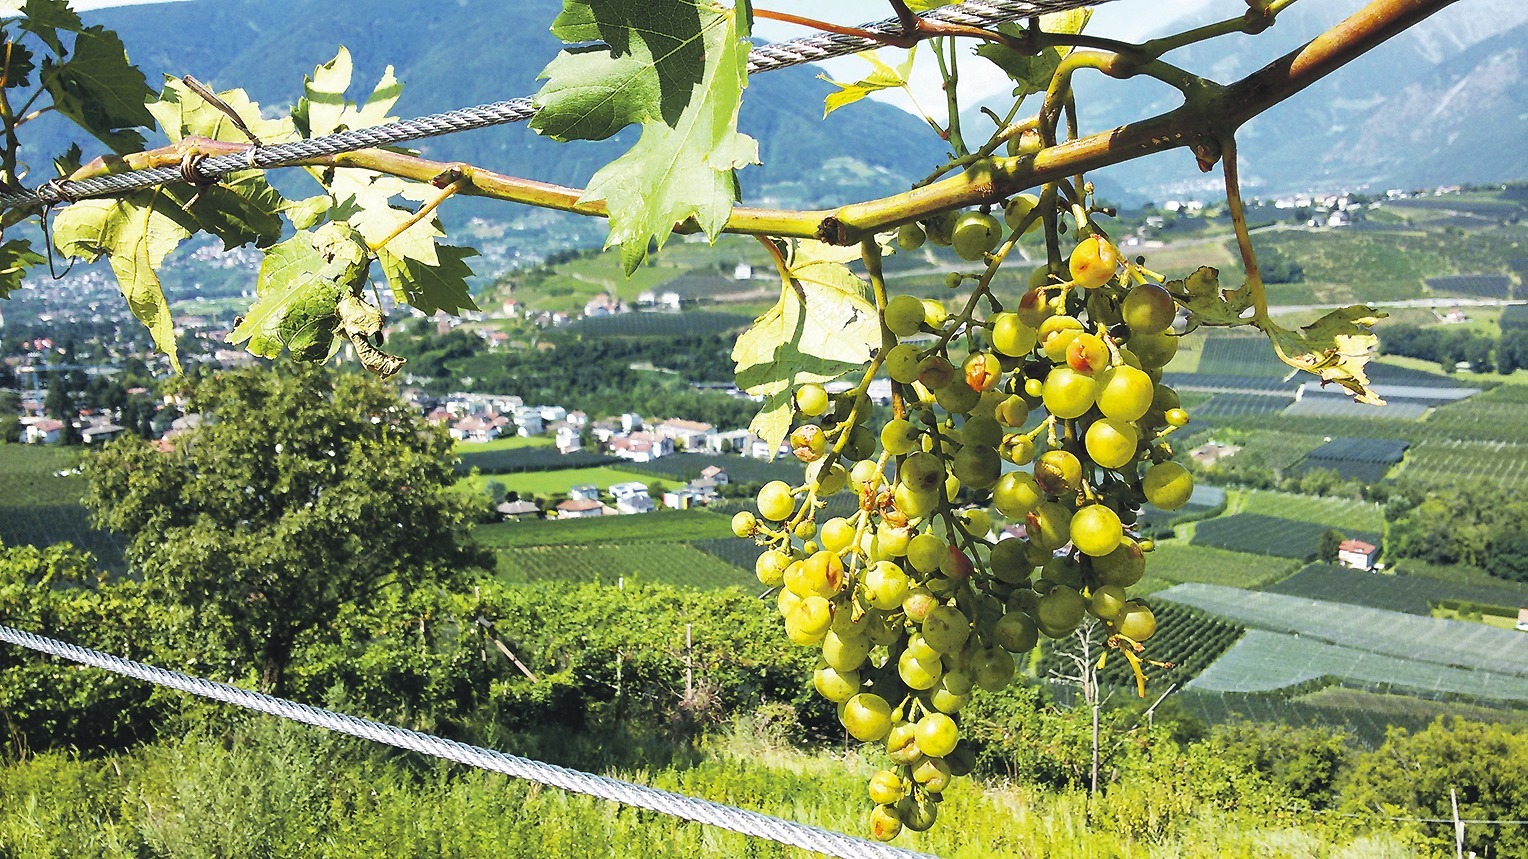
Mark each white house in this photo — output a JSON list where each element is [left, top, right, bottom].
[[555, 425, 583, 454], [1337, 539, 1379, 571], [708, 430, 752, 455], [608, 482, 655, 515], [513, 408, 544, 437], [540, 405, 568, 424], [569, 484, 601, 502], [699, 465, 729, 485], [655, 419, 714, 452], [556, 498, 608, 519], [81, 422, 125, 444], [23, 418, 62, 444]]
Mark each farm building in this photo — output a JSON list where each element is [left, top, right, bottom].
[[1336, 539, 1380, 571]]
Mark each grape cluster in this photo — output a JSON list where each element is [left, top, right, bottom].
[[731, 223, 1195, 841]]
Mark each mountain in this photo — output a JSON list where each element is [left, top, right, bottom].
[[971, 0, 1527, 199], [44, 0, 945, 213]]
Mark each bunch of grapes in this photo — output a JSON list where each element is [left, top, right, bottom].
[[731, 213, 1196, 841]]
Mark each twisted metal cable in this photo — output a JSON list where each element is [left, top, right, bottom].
[[0, 0, 1111, 212], [0, 623, 940, 859]]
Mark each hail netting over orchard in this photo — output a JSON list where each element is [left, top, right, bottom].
[[0, 0, 1467, 847]]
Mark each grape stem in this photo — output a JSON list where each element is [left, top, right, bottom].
[[1219, 136, 1271, 328]]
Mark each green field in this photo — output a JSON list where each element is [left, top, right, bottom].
[[476, 510, 737, 548], [1229, 490, 1385, 533], [1190, 514, 1381, 561], [0, 445, 128, 572], [1268, 564, 1528, 616], [1137, 542, 1300, 591], [457, 466, 658, 498], [495, 543, 755, 589], [454, 436, 554, 453]]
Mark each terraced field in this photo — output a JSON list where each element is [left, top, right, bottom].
[[1190, 514, 1381, 560], [495, 543, 754, 590], [1269, 564, 1528, 616], [1231, 490, 1385, 533]]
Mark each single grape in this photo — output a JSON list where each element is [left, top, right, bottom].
[[1026, 501, 1072, 552], [813, 665, 861, 702], [1003, 193, 1041, 233], [756, 481, 796, 521], [988, 537, 1034, 584], [991, 311, 1039, 357], [935, 378, 982, 415], [1071, 504, 1124, 557], [1066, 333, 1109, 374], [1090, 584, 1128, 620], [915, 712, 959, 758], [869, 770, 906, 806], [1001, 433, 1037, 465], [925, 213, 955, 246], [899, 795, 939, 832], [795, 383, 829, 417], [786, 596, 832, 645], [1142, 461, 1193, 510], [894, 482, 938, 519], [930, 684, 969, 716], [922, 605, 971, 653], [820, 517, 855, 553], [1042, 367, 1099, 419], [906, 533, 945, 574], [864, 560, 911, 610], [971, 646, 1016, 691], [1114, 602, 1157, 641], [951, 444, 1000, 489], [1165, 407, 1190, 427], [881, 418, 920, 455], [995, 394, 1030, 427], [884, 294, 927, 337], [1129, 331, 1179, 368], [1085, 417, 1139, 470], [901, 451, 944, 493], [993, 611, 1039, 652], [922, 299, 949, 329], [756, 549, 791, 587], [1036, 585, 1086, 633], [842, 693, 894, 742], [869, 804, 904, 842], [731, 510, 757, 538], [873, 525, 912, 558], [1123, 282, 1176, 334], [1017, 285, 1054, 328], [945, 271, 964, 289], [993, 471, 1044, 518], [897, 222, 926, 251], [807, 459, 849, 496], [1095, 537, 1146, 587], [790, 424, 827, 462], [917, 355, 957, 390], [898, 649, 944, 690], [941, 546, 975, 579], [963, 352, 1002, 392], [885, 343, 923, 384], [1069, 235, 1121, 289], [912, 756, 953, 792], [963, 414, 1003, 448], [823, 629, 871, 672], [1035, 449, 1082, 495], [1096, 365, 1155, 422], [952, 210, 1004, 261]]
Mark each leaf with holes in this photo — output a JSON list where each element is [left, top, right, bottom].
[[378, 244, 479, 317], [53, 191, 196, 370], [533, 0, 757, 273], [732, 241, 880, 456], [229, 223, 372, 363], [1267, 306, 1387, 406], [1168, 266, 1256, 329]]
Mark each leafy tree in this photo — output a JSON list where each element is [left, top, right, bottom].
[[85, 365, 490, 694], [1316, 529, 1344, 564]]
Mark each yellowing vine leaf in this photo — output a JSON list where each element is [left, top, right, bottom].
[[532, 0, 758, 274], [733, 241, 880, 456], [1267, 306, 1387, 405], [974, 9, 1092, 101], [1167, 266, 1255, 329], [53, 190, 195, 370], [819, 48, 915, 117]]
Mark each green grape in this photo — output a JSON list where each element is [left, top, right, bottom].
[[1041, 555, 1084, 589], [899, 795, 939, 832], [1142, 461, 1194, 510], [793, 519, 817, 540], [731, 511, 757, 538], [907, 534, 945, 574], [885, 343, 923, 383], [1042, 366, 1099, 419], [912, 756, 953, 792], [1114, 602, 1157, 641], [1071, 504, 1123, 557], [842, 693, 894, 742], [952, 210, 1004, 261], [850, 459, 881, 493], [814, 665, 861, 702], [873, 525, 912, 558], [1089, 584, 1128, 620], [756, 549, 791, 587], [915, 712, 959, 758], [788, 550, 846, 598], [941, 669, 974, 697], [971, 646, 1016, 691], [881, 418, 920, 455], [884, 294, 927, 337], [1096, 365, 1155, 422], [1069, 235, 1121, 289], [989, 538, 1034, 584], [864, 560, 911, 610], [1165, 407, 1190, 427], [1128, 331, 1179, 368], [894, 482, 938, 519], [1003, 193, 1041, 233], [963, 414, 1003, 448], [922, 605, 971, 654], [795, 383, 830, 417], [1040, 317, 1085, 362], [934, 378, 982, 415], [930, 684, 968, 716], [991, 311, 1039, 357], [1123, 282, 1176, 334], [922, 299, 949, 330], [868, 770, 906, 805], [993, 612, 1039, 653], [756, 480, 796, 521], [995, 394, 1030, 427], [1026, 501, 1072, 552], [1036, 585, 1086, 633], [917, 355, 957, 390], [993, 471, 1043, 518], [820, 517, 856, 553], [944, 271, 963, 289], [951, 444, 1000, 489], [925, 213, 955, 246], [958, 507, 992, 539], [906, 631, 940, 662], [1017, 285, 1054, 328], [776, 587, 801, 619], [1095, 537, 1146, 587], [823, 629, 871, 672], [1151, 382, 1181, 413], [940, 546, 974, 580], [897, 222, 926, 251], [870, 804, 904, 842], [786, 596, 832, 645], [898, 648, 943, 690], [807, 459, 849, 496], [1024, 377, 1044, 398], [1001, 433, 1036, 465], [1035, 449, 1082, 495], [1085, 417, 1139, 470], [844, 424, 876, 459], [901, 451, 944, 493]]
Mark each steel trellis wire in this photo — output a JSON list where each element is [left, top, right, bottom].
[[0, 0, 1113, 212], [0, 622, 940, 859]]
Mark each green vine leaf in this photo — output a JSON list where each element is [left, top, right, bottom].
[[0, 238, 45, 298], [1267, 306, 1387, 406], [974, 9, 1091, 101], [145, 78, 294, 249], [53, 190, 195, 370], [229, 223, 374, 364], [40, 24, 155, 153], [532, 0, 758, 274], [732, 241, 880, 456], [1166, 266, 1255, 329], [15, 0, 83, 56], [292, 49, 478, 317], [819, 48, 915, 117]]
